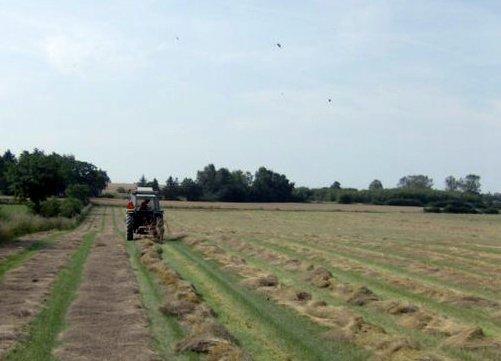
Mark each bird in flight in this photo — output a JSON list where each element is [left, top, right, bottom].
[[276, 43, 282, 48], [176, 36, 180, 41], [328, 98, 333, 103]]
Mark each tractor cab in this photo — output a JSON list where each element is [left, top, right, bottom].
[[130, 188, 161, 211]]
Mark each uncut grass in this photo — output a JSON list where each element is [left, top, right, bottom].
[[110, 208, 197, 361], [4, 231, 97, 361], [198, 236, 490, 361], [162, 241, 369, 361]]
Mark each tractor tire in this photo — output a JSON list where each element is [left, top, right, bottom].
[[156, 217, 165, 242], [126, 214, 134, 241]]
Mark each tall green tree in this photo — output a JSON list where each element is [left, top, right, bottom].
[[398, 175, 433, 189], [369, 179, 383, 191], [459, 174, 481, 194], [7, 150, 66, 211], [162, 176, 180, 200], [0, 150, 16, 194], [180, 178, 203, 201], [251, 167, 295, 202], [445, 176, 460, 192], [138, 175, 147, 187]]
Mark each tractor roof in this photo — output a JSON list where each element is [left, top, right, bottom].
[[132, 187, 156, 195]]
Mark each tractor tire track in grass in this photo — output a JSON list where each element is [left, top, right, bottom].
[[110, 207, 198, 361], [54, 208, 157, 361], [162, 241, 370, 361], [0, 208, 100, 359]]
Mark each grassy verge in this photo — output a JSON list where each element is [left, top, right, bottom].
[[110, 208, 197, 361], [4, 230, 97, 361], [162, 241, 370, 361], [0, 204, 92, 244]]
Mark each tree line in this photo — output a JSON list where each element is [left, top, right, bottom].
[[134, 165, 499, 213], [135, 164, 296, 202], [0, 149, 109, 215]]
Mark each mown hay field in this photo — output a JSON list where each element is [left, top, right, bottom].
[[162, 208, 501, 361]]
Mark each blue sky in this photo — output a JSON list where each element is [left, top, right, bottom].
[[1, 1, 500, 191]]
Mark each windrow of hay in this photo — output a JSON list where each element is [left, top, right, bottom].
[[181, 236, 428, 360], [214, 235, 501, 352], [0, 209, 100, 358], [137, 238, 249, 359]]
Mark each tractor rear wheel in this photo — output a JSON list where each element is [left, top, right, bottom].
[[126, 213, 134, 241]]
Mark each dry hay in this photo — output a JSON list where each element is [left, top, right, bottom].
[[241, 274, 279, 289], [370, 300, 418, 315], [305, 266, 332, 288], [0, 214, 98, 358], [442, 326, 500, 350], [137, 238, 246, 358], [345, 286, 380, 306], [448, 295, 499, 309], [55, 221, 157, 361]]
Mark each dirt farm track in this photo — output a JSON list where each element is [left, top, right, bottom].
[[0, 203, 499, 361]]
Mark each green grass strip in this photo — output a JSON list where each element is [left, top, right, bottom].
[[163, 241, 370, 361], [4, 231, 97, 361], [0, 232, 64, 281], [110, 208, 197, 361]]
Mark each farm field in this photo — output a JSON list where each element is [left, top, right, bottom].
[[163, 208, 501, 360], [0, 205, 499, 360]]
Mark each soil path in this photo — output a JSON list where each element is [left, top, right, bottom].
[[0, 209, 100, 358], [55, 211, 157, 361]]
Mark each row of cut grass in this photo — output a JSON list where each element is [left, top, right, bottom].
[[4, 230, 98, 361], [262, 234, 500, 301], [162, 240, 370, 361], [0, 231, 64, 281], [200, 236, 489, 361], [240, 236, 501, 338], [110, 208, 198, 361]]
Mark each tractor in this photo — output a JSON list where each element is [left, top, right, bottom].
[[125, 187, 165, 241]]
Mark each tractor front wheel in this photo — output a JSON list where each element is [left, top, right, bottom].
[[126, 213, 134, 241]]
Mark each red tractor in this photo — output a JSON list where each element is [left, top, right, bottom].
[[125, 187, 164, 241]]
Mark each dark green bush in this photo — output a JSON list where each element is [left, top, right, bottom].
[[99, 192, 115, 198], [60, 197, 83, 218], [66, 184, 91, 205], [385, 198, 423, 207], [116, 186, 126, 193], [483, 208, 499, 215], [40, 197, 61, 217], [338, 193, 355, 204], [442, 201, 477, 214]]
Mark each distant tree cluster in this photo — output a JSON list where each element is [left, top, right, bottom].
[[0, 149, 109, 213], [307, 174, 498, 214], [138, 164, 297, 202], [134, 168, 499, 213]]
